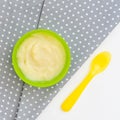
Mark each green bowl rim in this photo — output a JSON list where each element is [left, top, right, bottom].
[[12, 29, 71, 87]]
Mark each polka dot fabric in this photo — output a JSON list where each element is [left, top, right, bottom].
[[0, 0, 120, 120], [16, 0, 120, 120], [0, 0, 43, 120]]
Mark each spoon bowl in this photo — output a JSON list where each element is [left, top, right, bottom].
[[90, 51, 111, 75]]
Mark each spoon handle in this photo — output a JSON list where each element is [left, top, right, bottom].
[[61, 72, 94, 112]]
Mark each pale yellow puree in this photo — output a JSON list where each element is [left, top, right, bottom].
[[17, 34, 66, 81]]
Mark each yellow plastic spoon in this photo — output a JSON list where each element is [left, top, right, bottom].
[[61, 51, 111, 112]]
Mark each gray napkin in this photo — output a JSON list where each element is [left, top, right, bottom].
[[0, 0, 120, 120]]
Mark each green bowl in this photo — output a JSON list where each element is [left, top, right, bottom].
[[12, 29, 71, 87]]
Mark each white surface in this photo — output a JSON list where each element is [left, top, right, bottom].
[[36, 23, 120, 120]]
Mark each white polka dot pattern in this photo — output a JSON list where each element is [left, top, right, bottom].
[[0, 0, 43, 120], [16, 0, 120, 120], [0, 0, 120, 120]]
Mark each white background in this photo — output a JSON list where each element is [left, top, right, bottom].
[[36, 23, 120, 120]]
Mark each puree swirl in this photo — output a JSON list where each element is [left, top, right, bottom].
[[17, 34, 66, 81]]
